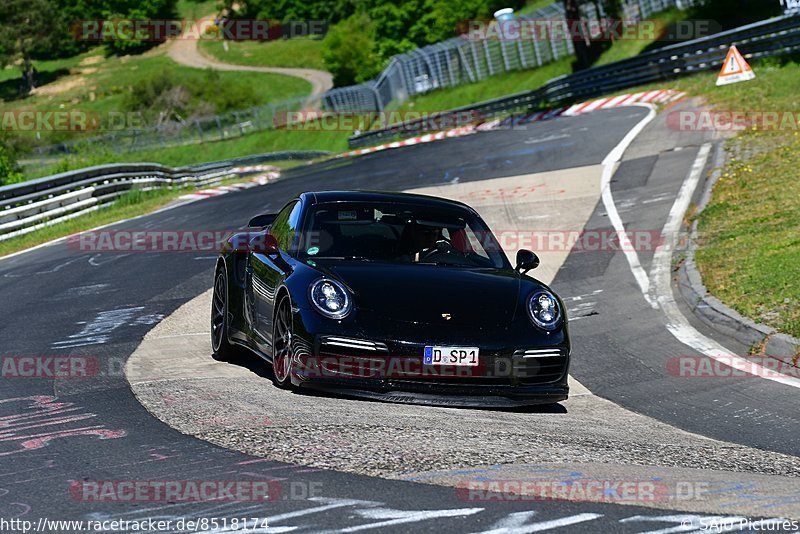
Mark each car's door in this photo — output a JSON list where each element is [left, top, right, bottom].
[[248, 200, 303, 349]]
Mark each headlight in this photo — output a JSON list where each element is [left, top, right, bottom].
[[527, 290, 562, 331], [310, 278, 352, 319]]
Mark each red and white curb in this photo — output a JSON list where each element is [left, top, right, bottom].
[[498, 89, 686, 128], [339, 126, 476, 158], [178, 171, 279, 201], [339, 89, 686, 158]]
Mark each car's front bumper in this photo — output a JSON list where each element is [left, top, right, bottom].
[[289, 306, 570, 406]]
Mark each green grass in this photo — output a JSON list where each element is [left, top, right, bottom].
[[111, 129, 348, 165], [27, 128, 349, 177], [517, 0, 557, 15], [594, 8, 686, 66], [176, 0, 218, 19], [199, 37, 326, 70], [694, 135, 800, 339]]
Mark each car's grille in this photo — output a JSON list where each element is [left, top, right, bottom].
[[512, 348, 568, 385]]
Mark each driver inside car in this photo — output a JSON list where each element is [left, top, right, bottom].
[[397, 223, 443, 262], [413, 224, 442, 262]]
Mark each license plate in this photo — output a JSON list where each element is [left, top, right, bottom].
[[423, 346, 480, 366]]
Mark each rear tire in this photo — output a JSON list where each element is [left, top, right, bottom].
[[271, 295, 294, 389], [211, 269, 236, 361]]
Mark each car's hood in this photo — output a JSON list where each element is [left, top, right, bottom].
[[318, 262, 521, 327]]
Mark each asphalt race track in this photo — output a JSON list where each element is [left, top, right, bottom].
[[1, 103, 798, 533]]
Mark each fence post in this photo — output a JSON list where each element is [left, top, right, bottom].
[[234, 112, 245, 136], [456, 44, 477, 82], [517, 39, 528, 69], [215, 116, 224, 140], [550, 23, 560, 59], [469, 41, 483, 79], [483, 40, 495, 75], [500, 39, 511, 71], [444, 46, 457, 86]]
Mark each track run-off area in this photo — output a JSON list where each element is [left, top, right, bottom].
[[1, 100, 798, 533]]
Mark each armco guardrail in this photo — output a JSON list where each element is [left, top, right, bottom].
[[0, 151, 330, 242], [348, 13, 800, 148]]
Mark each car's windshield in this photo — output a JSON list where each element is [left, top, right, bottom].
[[298, 201, 509, 269]]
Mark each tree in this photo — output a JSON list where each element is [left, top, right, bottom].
[[322, 13, 382, 87], [0, 0, 62, 93]]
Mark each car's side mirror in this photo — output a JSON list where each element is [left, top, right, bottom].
[[250, 233, 279, 254], [515, 249, 539, 273], [248, 213, 277, 228]]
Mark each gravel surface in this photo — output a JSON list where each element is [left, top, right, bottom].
[[133, 376, 800, 479]]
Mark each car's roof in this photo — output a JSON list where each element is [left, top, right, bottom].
[[301, 190, 474, 212]]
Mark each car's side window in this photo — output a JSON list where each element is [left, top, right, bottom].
[[270, 201, 302, 252]]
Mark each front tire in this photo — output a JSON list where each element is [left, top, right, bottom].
[[211, 269, 236, 361], [271, 295, 294, 389]]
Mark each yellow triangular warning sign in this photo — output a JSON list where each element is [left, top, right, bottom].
[[716, 45, 755, 86]]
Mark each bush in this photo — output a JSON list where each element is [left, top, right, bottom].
[[122, 68, 260, 125], [0, 138, 24, 186]]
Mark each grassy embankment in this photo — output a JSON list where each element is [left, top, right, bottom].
[[654, 60, 800, 340]]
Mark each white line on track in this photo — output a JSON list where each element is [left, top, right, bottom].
[[474, 512, 604, 534], [600, 104, 658, 307]]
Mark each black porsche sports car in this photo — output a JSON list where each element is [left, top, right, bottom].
[[212, 191, 570, 406]]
